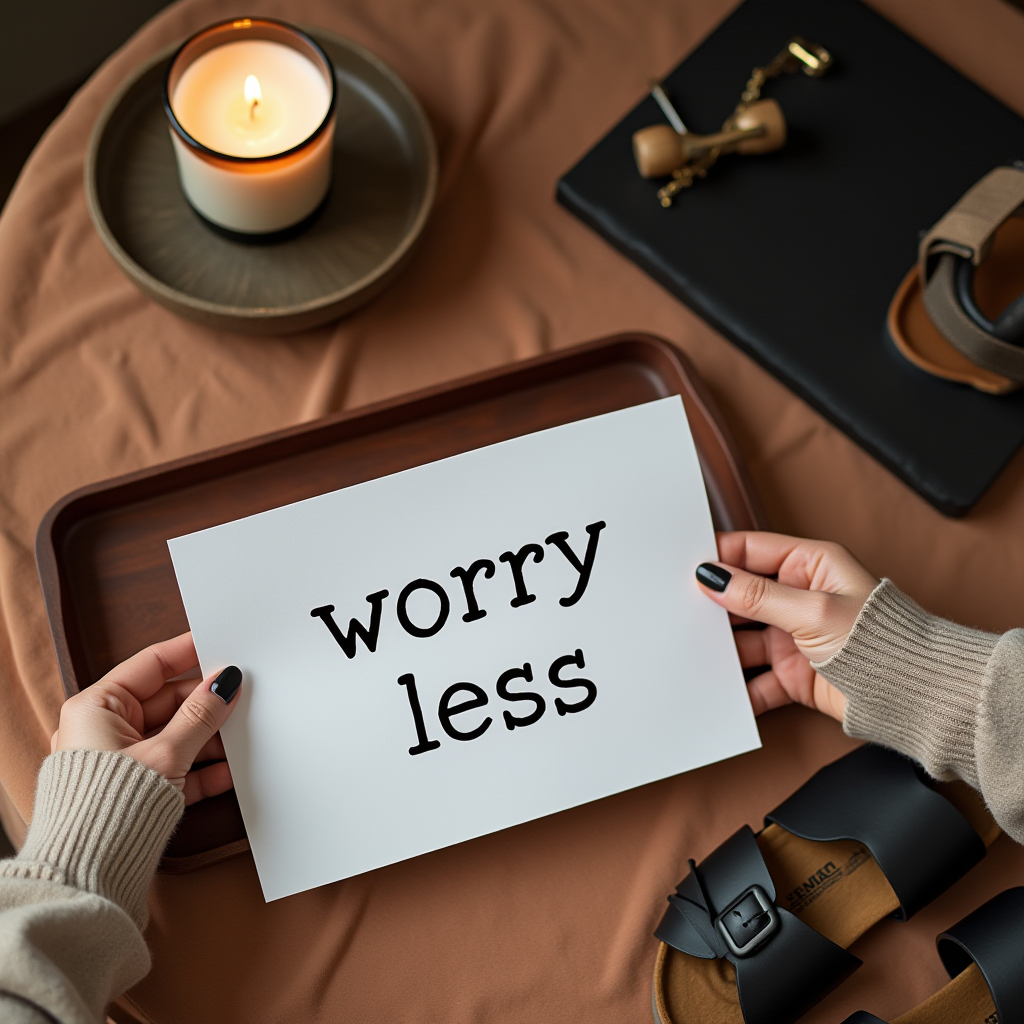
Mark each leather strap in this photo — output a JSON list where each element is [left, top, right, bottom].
[[937, 886, 1024, 1024], [919, 165, 1024, 271], [766, 745, 985, 920], [924, 254, 1024, 380], [919, 165, 1024, 380], [656, 825, 860, 1024]]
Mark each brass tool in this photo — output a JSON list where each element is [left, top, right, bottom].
[[633, 98, 786, 178], [633, 36, 832, 207]]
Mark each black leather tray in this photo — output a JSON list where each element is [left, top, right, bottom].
[[557, 0, 1024, 516]]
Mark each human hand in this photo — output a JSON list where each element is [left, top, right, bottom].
[[695, 532, 879, 721], [51, 632, 241, 805]]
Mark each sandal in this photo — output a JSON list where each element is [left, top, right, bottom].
[[651, 745, 1000, 1024], [842, 886, 1024, 1024]]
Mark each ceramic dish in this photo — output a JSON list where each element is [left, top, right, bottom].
[[85, 30, 437, 333]]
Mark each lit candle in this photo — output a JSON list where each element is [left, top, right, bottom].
[[163, 19, 336, 235]]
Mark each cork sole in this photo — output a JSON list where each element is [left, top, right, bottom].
[[652, 781, 999, 1024], [892, 963, 995, 1024]]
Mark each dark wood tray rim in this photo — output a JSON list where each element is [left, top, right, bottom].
[[37, 333, 760, 699]]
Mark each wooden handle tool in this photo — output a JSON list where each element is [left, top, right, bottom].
[[632, 98, 787, 178]]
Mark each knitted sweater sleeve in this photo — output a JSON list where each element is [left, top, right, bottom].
[[812, 578, 1024, 842], [0, 749, 184, 1024]]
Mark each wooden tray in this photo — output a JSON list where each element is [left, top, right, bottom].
[[84, 29, 437, 334], [36, 334, 764, 869]]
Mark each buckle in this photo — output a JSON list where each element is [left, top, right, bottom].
[[714, 885, 779, 958]]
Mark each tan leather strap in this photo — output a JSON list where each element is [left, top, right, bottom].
[[919, 165, 1024, 272], [918, 166, 1024, 381]]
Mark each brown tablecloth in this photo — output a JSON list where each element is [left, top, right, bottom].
[[2, 0, 1024, 1020]]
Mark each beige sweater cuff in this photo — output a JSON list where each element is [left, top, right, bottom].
[[812, 579, 999, 787], [0, 750, 184, 930]]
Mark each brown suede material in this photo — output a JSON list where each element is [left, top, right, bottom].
[[2, 0, 1024, 1021]]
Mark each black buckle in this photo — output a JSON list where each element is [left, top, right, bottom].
[[714, 885, 779, 958]]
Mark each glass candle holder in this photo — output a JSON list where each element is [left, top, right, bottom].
[[163, 18, 337, 235]]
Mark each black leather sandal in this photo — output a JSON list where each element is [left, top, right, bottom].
[[651, 745, 1000, 1024], [842, 886, 1024, 1024]]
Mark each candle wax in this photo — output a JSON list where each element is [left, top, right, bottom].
[[172, 40, 331, 158]]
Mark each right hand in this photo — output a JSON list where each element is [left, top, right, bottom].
[[696, 532, 879, 721]]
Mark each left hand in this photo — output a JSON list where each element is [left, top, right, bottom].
[[51, 632, 240, 805]]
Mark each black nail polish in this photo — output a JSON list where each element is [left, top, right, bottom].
[[696, 563, 731, 593], [211, 666, 242, 704]]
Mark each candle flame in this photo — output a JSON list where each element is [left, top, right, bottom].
[[244, 74, 262, 116]]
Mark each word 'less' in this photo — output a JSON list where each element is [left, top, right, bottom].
[[398, 649, 596, 755]]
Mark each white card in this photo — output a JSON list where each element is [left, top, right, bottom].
[[168, 396, 760, 901]]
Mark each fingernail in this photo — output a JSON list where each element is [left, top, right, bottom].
[[696, 563, 731, 593], [211, 666, 242, 704]]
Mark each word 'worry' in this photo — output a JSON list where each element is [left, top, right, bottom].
[[309, 520, 607, 659]]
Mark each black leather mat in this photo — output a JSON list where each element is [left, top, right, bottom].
[[557, 0, 1024, 515]]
